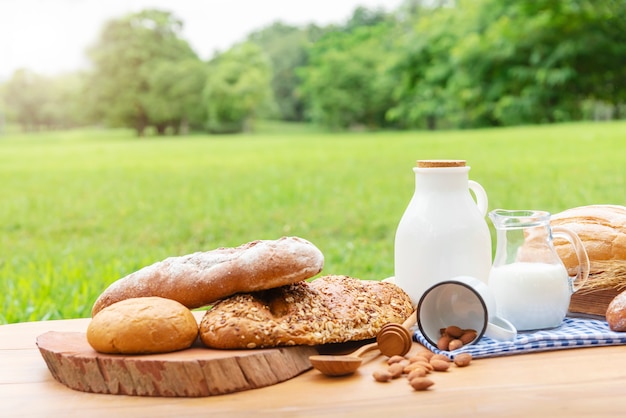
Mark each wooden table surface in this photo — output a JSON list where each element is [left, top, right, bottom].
[[2, 316, 626, 418]]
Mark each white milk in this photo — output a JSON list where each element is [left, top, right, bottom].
[[395, 223, 492, 305], [394, 163, 492, 305], [488, 262, 571, 331]]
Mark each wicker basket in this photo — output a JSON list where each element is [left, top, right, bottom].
[[568, 260, 626, 317]]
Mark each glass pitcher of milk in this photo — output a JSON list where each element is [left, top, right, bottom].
[[488, 209, 590, 331]]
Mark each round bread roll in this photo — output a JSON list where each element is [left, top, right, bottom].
[[92, 236, 324, 316], [199, 275, 414, 349], [87, 297, 199, 354], [607, 290, 626, 332], [550, 205, 626, 270]]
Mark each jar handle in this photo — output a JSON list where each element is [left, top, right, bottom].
[[468, 180, 488, 216], [552, 226, 590, 293]]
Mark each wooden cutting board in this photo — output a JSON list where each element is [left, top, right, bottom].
[[36, 331, 317, 397]]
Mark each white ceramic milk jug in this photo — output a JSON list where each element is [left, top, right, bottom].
[[394, 160, 492, 305]]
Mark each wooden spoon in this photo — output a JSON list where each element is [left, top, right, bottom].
[[309, 310, 416, 377], [309, 342, 380, 377]]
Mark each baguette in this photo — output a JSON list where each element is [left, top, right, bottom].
[[92, 236, 324, 316], [199, 275, 414, 349]]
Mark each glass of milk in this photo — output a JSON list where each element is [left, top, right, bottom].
[[488, 209, 590, 331]]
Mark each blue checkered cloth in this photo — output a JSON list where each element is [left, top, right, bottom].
[[413, 317, 626, 360]]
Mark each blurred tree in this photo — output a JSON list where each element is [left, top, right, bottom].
[[0, 84, 5, 134], [448, 0, 578, 125], [343, 5, 389, 31], [203, 42, 275, 133], [449, 0, 626, 126], [44, 73, 91, 129], [247, 22, 310, 122], [4, 69, 41, 131], [571, 0, 626, 118], [298, 22, 399, 130], [4, 1, 624, 134], [3, 69, 48, 131], [387, 4, 460, 130], [86, 9, 198, 136], [391, 0, 626, 129], [143, 59, 207, 134], [2, 69, 90, 130]]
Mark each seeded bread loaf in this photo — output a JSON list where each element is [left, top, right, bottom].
[[199, 275, 414, 349], [92, 237, 324, 316], [87, 297, 199, 354]]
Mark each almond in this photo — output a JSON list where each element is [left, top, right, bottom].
[[454, 353, 473, 367], [372, 369, 393, 382], [459, 329, 477, 345], [408, 354, 429, 364], [430, 359, 450, 372], [407, 367, 427, 380], [404, 361, 432, 374], [388, 363, 405, 378], [445, 325, 464, 338], [437, 335, 452, 351], [409, 377, 435, 391], [417, 360, 434, 371], [448, 339, 464, 351], [396, 359, 410, 369], [430, 354, 451, 363], [387, 355, 406, 365]]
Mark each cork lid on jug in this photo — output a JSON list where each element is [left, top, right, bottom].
[[417, 160, 466, 168]]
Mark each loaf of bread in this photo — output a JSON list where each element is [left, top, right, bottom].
[[87, 297, 199, 354], [549, 205, 626, 317], [199, 275, 414, 349], [92, 237, 324, 316], [606, 290, 626, 332], [551, 205, 626, 270]]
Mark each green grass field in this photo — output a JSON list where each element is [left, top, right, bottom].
[[1, 121, 625, 324]]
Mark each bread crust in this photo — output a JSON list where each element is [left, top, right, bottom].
[[87, 297, 199, 354], [607, 290, 626, 332], [92, 236, 324, 316], [198, 275, 414, 349], [551, 205, 626, 270]]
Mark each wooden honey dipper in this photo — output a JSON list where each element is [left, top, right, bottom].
[[375, 309, 417, 357], [309, 310, 417, 376]]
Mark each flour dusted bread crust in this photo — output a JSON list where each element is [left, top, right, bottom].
[[199, 275, 414, 349], [549, 205, 626, 317], [92, 237, 324, 316], [606, 290, 626, 332], [87, 297, 199, 354], [551, 205, 626, 270]]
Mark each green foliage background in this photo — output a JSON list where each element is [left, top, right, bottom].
[[2, 0, 625, 135], [1, 121, 625, 323]]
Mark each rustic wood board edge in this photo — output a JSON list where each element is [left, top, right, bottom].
[[36, 331, 317, 397]]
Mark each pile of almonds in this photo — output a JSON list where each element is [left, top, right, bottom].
[[437, 325, 477, 351], [372, 350, 472, 391]]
